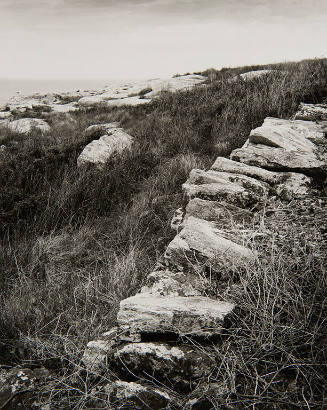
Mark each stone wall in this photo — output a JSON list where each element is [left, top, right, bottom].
[[83, 103, 327, 408]]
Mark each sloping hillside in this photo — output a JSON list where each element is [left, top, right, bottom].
[[0, 58, 326, 408]]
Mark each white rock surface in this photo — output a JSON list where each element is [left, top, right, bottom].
[[77, 126, 133, 168], [117, 294, 235, 337], [165, 216, 254, 271], [105, 381, 172, 408], [6, 118, 51, 134]]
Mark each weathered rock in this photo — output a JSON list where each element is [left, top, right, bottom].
[[249, 117, 325, 151], [229, 70, 278, 82], [211, 157, 312, 199], [105, 96, 151, 107], [77, 127, 133, 168], [171, 207, 184, 232], [294, 103, 327, 121], [211, 156, 281, 185], [83, 122, 120, 138], [0, 111, 12, 119], [113, 342, 215, 384], [164, 216, 254, 271], [144, 74, 206, 98], [183, 169, 268, 207], [185, 198, 253, 225], [117, 294, 235, 337], [105, 381, 172, 409], [231, 143, 326, 177], [140, 270, 205, 297], [82, 327, 120, 373], [0, 367, 51, 409], [5, 118, 51, 134], [50, 103, 78, 113]]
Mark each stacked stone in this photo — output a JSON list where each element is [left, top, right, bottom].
[[83, 103, 327, 408]]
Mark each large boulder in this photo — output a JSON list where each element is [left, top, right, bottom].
[[117, 294, 235, 338], [294, 103, 327, 121], [5, 118, 51, 134], [77, 125, 133, 168], [164, 216, 254, 271]]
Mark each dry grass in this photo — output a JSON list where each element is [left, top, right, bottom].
[[0, 58, 327, 408]]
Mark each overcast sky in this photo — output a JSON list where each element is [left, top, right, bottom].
[[1, 0, 326, 80]]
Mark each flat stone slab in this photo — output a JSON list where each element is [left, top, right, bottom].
[[294, 103, 327, 121], [164, 216, 254, 271], [211, 157, 312, 199], [185, 198, 253, 225], [114, 342, 215, 383], [117, 294, 235, 337], [231, 143, 326, 177], [77, 127, 133, 168], [183, 169, 268, 207], [249, 117, 326, 151]]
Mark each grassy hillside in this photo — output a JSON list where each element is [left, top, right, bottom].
[[0, 58, 326, 407]]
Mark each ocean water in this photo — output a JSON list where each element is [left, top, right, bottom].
[[0, 78, 136, 105]]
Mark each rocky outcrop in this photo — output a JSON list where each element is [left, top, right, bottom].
[[82, 102, 327, 407], [77, 123, 133, 168], [5, 118, 51, 134], [0, 74, 206, 117], [231, 117, 326, 177]]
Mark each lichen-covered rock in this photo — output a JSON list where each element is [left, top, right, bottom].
[[164, 216, 254, 271], [183, 169, 268, 207], [105, 381, 172, 409], [113, 342, 215, 384], [5, 118, 51, 134], [294, 103, 327, 121], [140, 270, 206, 297], [77, 127, 133, 168], [117, 293, 235, 337]]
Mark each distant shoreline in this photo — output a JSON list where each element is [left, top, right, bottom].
[[0, 78, 142, 105]]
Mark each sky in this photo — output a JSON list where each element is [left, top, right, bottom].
[[0, 0, 326, 80]]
